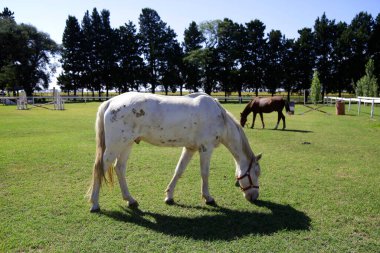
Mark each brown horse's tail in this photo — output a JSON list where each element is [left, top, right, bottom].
[[87, 100, 114, 200]]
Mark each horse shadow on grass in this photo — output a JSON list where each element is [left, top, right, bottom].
[[101, 200, 311, 241], [263, 128, 313, 133]]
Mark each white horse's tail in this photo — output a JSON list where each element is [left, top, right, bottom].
[[87, 100, 114, 199]]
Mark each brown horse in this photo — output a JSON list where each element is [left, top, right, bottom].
[[240, 96, 290, 129]]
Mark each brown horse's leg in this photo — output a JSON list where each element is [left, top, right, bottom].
[[259, 112, 265, 129], [251, 112, 257, 128], [281, 111, 286, 129], [275, 111, 281, 130]]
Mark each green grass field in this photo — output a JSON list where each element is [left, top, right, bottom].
[[1, 101, 379, 252]]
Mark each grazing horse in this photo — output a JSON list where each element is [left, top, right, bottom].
[[87, 92, 262, 212], [240, 96, 290, 129]]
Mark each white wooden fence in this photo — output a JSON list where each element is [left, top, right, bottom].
[[2, 95, 254, 105], [324, 96, 380, 118]]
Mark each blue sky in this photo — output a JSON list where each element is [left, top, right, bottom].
[[2, 0, 380, 44]]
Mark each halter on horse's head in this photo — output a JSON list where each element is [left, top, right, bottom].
[[236, 153, 262, 202]]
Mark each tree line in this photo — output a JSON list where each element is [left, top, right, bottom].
[[1, 7, 380, 99], [0, 8, 59, 96]]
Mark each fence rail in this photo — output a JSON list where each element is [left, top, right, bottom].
[[324, 96, 380, 118], [1, 93, 309, 105], [1, 95, 258, 105]]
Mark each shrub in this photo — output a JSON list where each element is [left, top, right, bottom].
[[355, 59, 378, 97], [310, 70, 321, 104]]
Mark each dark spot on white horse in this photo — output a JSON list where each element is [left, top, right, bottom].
[[121, 130, 124, 133], [110, 108, 121, 122], [193, 122, 197, 125], [199, 144, 207, 152], [216, 136, 219, 140], [132, 108, 145, 118]]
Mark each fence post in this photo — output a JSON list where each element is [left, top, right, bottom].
[[358, 98, 361, 115], [348, 99, 351, 112], [371, 99, 374, 118]]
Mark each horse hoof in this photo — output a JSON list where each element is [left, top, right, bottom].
[[90, 207, 101, 213], [205, 199, 217, 206], [165, 198, 175, 205], [128, 200, 139, 208]]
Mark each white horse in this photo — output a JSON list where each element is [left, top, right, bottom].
[[87, 92, 262, 212]]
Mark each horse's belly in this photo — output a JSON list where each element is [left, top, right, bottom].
[[141, 135, 193, 147], [140, 124, 198, 148]]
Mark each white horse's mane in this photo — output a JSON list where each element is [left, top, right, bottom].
[[214, 99, 254, 160]]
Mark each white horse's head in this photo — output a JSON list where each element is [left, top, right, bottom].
[[237, 153, 262, 202]]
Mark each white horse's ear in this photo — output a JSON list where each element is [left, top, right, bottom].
[[256, 153, 262, 161]]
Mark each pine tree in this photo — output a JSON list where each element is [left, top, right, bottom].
[[311, 70, 321, 104], [116, 21, 144, 92], [61, 15, 83, 95], [183, 22, 205, 92], [138, 8, 170, 93]]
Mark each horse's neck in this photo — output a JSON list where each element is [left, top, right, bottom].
[[222, 116, 253, 168], [242, 101, 253, 117]]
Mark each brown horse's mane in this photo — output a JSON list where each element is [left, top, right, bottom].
[[241, 99, 254, 119]]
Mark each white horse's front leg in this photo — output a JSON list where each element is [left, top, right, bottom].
[[115, 145, 138, 207], [199, 146, 215, 205], [165, 147, 195, 204]]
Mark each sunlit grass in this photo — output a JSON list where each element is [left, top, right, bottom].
[[0, 101, 379, 252]]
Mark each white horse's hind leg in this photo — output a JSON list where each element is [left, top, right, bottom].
[[89, 150, 116, 212], [114, 144, 138, 207], [199, 147, 215, 205], [89, 178, 101, 212], [165, 147, 195, 204]]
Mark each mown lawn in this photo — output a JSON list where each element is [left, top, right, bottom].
[[0, 101, 379, 252]]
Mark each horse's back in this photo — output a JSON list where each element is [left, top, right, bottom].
[[251, 96, 285, 113], [103, 92, 225, 148]]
